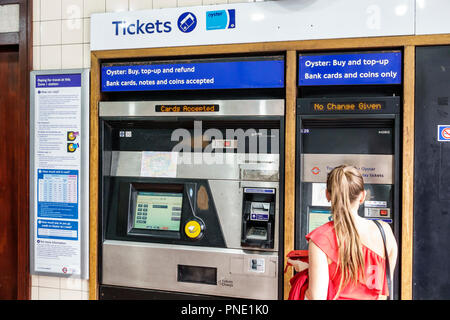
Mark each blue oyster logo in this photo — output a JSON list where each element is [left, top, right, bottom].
[[178, 12, 197, 33], [206, 9, 235, 30]]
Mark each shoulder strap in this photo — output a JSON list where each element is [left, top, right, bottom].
[[372, 220, 392, 300]]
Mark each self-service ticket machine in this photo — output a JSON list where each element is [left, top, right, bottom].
[[295, 50, 402, 299], [99, 99, 284, 299], [296, 96, 400, 298]]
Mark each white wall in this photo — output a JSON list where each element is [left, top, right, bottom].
[[31, 0, 264, 300]]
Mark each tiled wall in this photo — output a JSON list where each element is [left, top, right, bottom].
[[31, 0, 265, 300]]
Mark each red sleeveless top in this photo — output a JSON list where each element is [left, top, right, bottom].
[[305, 221, 389, 300]]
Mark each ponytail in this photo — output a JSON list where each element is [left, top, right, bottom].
[[327, 165, 365, 299]]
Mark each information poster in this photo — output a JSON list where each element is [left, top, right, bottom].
[[32, 73, 83, 276]]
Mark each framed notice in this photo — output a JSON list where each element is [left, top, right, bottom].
[[30, 69, 89, 279]]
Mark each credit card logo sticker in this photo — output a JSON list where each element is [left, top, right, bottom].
[[67, 143, 79, 152], [206, 9, 235, 30], [178, 12, 197, 33], [67, 131, 79, 141]]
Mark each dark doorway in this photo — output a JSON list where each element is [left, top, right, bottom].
[[0, 0, 31, 300]]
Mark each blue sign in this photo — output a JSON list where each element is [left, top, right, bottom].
[[37, 219, 78, 241], [37, 169, 79, 220], [36, 74, 81, 88], [438, 125, 450, 142], [299, 52, 402, 86], [178, 12, 197, 33], [101, 59, 284, 92], [206, 9, 236, 30]]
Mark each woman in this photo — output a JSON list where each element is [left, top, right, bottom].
[[288, 165, 397, 300]]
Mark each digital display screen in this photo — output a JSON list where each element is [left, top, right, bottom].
[[133, 192, 182, 231], [308, 208, 332, 234]]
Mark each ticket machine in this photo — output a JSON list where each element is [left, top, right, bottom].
[[99, 99, 284, 299], [295, 96, 400, 298]]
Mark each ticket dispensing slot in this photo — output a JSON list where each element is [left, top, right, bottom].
[[241, 188, 276, 248]]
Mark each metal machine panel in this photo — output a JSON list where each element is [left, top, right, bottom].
[[109, 151, 280, 182], [102, 240, 278, 300], [99, 99, 284, 117], [301, 153, 394, 185], [99, 98, 285, 299]]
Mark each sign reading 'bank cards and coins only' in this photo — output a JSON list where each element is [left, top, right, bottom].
[[101, 57, 284, 92], [299, 51, 402, 86]]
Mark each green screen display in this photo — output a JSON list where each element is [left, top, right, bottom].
[[133, 192, 182, 231]]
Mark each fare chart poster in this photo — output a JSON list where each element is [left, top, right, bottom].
[[33, 73, 83, 276]]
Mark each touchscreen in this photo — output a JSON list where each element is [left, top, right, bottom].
[[133, 192, 182, 231]]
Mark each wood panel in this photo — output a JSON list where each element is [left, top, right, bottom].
[[92, 34, 450, 60], [401, 45, 415, 300], [0, 0, 31, 300], [283, 51, 297, 299], [89, 34, 450, 301], [0, 48, 20, 300], [89, 52, 100, 300]]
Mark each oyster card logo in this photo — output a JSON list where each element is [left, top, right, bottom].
[[206, 9, 236, 30], [178, 12, 197, 33], [111, 9, 237, 36]]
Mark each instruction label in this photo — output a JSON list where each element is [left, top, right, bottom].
[[33, 73, 82, 276], [299, 51, 402, 86], [101, 59, 284, 92]]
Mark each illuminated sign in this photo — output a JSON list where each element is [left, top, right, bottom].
[[299, 51, 402, 86], [155, 104, 219, 112], [310, 101, 385, 112], [101, 58, 284, 92]]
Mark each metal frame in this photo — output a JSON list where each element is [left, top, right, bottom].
[[29, 69, 90, 279]]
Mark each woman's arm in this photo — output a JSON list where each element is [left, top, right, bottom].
[[307, 240, 329, 300]]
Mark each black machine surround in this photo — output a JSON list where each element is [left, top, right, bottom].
[[295, 96, 401, 299], [104, 176, 226, 247]]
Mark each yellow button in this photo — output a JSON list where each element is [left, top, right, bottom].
[[185, 220, 202, 239]]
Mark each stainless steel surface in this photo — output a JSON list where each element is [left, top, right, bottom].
[[109, 151, 280, 181], [99, 99, 284, 117], [102, 240, 278, 299], [302, 153, 394, 184]]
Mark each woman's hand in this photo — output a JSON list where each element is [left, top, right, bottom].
[[287, 258, 309, 272]]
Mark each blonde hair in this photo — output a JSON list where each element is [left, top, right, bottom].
[[326, 165, 365, 299]]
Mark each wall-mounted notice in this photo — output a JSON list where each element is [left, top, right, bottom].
[[299, 51, 402, 86], [101, 57, 284, 92], [438, 125, 450, 142], [30, 70, 89, 278]]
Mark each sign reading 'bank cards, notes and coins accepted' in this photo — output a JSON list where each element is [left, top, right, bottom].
[[299, 51, 402, 86], [101, 57, 284, 92]]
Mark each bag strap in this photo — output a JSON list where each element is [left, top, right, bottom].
[[372, 220, 392, 300]]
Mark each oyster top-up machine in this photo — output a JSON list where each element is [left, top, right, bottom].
[[98, 99, 285, 299]]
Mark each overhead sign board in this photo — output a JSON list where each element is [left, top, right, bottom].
[[101, 58, 284, 92], [299, 51, 402, 86], [90, 0, 415, 51]]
